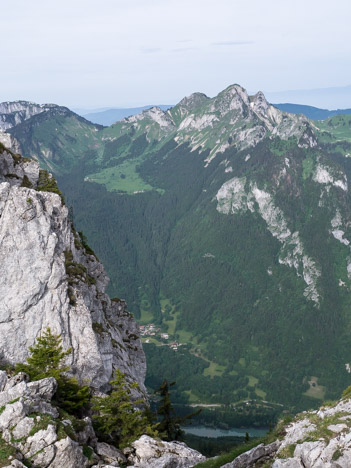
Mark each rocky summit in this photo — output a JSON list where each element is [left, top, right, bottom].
[[0, 145, 146, 394]]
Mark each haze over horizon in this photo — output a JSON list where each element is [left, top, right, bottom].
[[1, 0, 350, 109]]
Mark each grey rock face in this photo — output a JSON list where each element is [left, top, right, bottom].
[[221, 441, 280, 467], [0, 131, 21, 153], [0, 150, 146, 394], [96, 441, 127, 464], [128, 434, 206, 467], [76, 417, 97, 446], [223, 397, 351, 468], [0, 101, 60, 131], [0, 370, 7, 391], [49, 437, 89, 468]]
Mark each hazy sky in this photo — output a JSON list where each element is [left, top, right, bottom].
[[1, 0, 350, 108]]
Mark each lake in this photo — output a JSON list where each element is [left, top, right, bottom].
[[182, 425, 268, 438]]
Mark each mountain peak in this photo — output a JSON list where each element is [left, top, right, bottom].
[[211, 83, 250, 115], [177, 92, 209, 110], [250, 90, 270, 114], [0, 101, 67, 132]]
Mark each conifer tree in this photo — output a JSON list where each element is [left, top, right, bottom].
[[16, 328, 71, 381], [92, 369, 157, 448], [15, 328, 90, 414], [155, 380, 201, 441]]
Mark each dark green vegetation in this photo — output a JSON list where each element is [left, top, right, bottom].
[[154, 380, 201, 442], [92, 369, 156, 448], [182, 433, 247, 458], [5, 87, 351, 421], [13, 330, 156, 450], [15, 328, 90, 414], [0, 437, 17, 468]]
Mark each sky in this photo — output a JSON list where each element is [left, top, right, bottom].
[[1, 0, 350, 109]]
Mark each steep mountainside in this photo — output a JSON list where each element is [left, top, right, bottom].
[[5, 103, 103, 174], [0, 145, 146, 395], [2, 85, 351, 413]]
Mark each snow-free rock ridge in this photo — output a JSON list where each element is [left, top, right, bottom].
[[0, 101, 64, 132], [106, 84, 317, 166]]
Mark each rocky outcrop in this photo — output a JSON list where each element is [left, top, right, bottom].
[[220, 441, 280, 467], [217, 394, 351, 468], [128, 435, 206, 468], [0, 374, 204, 468], [0, 131, 21, 153], [270, 396, 351, 467], [0, 148, 146, 394]]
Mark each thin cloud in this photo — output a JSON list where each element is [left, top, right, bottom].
[[171, 47, 197, 53], [211, 41, 254, 46], [141, 47, 162, 54]]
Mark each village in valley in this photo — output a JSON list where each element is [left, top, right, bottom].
[[139, 323, 181, 351]]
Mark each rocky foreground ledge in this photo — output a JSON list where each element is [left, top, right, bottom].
[[216, 391, 351, 468], [0, 371, 205, 468]]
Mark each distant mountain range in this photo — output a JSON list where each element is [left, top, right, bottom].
[[274, 103, 351, 121], [79, 105, 173, 126], [76, 103, 351, 126], [265, 84, 351, 110]]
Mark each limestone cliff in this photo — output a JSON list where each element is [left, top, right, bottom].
[[0, 146, 146, 394], [0, 101, 62, 132]]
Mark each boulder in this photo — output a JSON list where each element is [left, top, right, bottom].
[[26, 377, 57, 400], [128, 435, 206, 468], [96, 441, 126, 464], [272, 460, 304, 467], [49, 437, 89, 468], [221, 441, 280, 467]]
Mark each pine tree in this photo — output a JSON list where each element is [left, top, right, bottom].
[[15, 328, 89, 414], [155, 380, 201, 441], [16, 328, 71, 381], [92, 369, 157, 448]]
